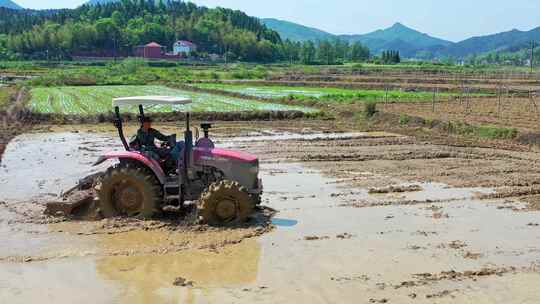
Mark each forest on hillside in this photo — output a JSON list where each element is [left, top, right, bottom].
[[0, 0, 371, 64]]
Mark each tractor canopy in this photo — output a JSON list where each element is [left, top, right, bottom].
[[112, 96, 192, 107]]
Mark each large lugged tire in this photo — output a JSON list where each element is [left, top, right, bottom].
[[98, 164, 162, 219], [198, 180, 254, 226]]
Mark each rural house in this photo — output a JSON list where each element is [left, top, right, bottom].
[[135, 42, 165, 59], [173, 40, 197, 56]]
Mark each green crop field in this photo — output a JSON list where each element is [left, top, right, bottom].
[[192, 83, 471, 101], [29, 85, 315, 114]]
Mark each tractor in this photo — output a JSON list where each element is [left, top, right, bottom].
[[93, 96, 263, 225]]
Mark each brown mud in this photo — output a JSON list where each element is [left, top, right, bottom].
[[381, 97, 540, 133], [2, 122, 540, 303]]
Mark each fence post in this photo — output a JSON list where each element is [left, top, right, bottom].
[[465, 88, 471, 114], [432, 88, 436, 112], [497, 85, 502, 117], [530, 90, 538, 113]]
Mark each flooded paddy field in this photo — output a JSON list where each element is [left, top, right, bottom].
[[1, 121, 540, 303]]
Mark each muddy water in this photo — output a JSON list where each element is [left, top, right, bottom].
[[1, 132, 540, 303], [0, 132, 118, 202]]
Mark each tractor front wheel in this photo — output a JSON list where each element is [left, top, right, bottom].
[[98, 164, 162, 219], [198, 180, 254, 226]]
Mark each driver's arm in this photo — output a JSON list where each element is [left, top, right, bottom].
[[129, 133, 140, 149], [151, 128, 171, 142]]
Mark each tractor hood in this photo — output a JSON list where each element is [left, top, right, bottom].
[[194, 147, 258, 164]]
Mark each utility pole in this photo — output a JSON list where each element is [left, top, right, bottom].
[[531, 41, 536, 74]]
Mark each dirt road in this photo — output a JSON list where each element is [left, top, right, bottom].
[[1, 122, 540, 303]]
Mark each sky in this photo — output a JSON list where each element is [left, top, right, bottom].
[[14, 0, 540, 42]]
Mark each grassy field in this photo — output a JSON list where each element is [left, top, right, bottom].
[[29, 85, 316, 114], [192, 82, 468, 101]]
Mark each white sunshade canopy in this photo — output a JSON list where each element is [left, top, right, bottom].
[[112, 96, 192, 107]]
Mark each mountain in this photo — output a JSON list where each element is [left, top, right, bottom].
[[432, 27, 540, 58], [263, 19, 452, 57], [263, 18, 540, 60], [261, 18, 335, 42], [0, 0, 22, 9], [85, 0, 167, 5], [343, 22, 452, 53], [85, 0, 118, 5]]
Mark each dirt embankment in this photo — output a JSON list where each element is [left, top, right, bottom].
[[22, 109, 318, 125], [0, 87, 30, 161]]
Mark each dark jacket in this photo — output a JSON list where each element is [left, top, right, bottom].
[[132, 128, 169, 150]]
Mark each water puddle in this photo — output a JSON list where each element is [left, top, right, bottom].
[[271, 218, 299, 227]]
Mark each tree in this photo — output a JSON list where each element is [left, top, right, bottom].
[[381, 50, 400, 64], [317, 40, 335, 65], [300, 40, 316, 64], [351, 42, 370, 62]]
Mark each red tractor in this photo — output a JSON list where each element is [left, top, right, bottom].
[[94, 96, 262, 225]]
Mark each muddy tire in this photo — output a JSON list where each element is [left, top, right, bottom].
[[98, 164, 162, 219], [198, 180, 254, 226]]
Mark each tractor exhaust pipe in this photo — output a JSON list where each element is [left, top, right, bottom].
[[114, 106, 129, 151]]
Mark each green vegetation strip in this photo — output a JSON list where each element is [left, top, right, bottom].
[[0, 86, 11, 110], [447, 121, 518, 140], [29, 85, 316, 114], [193, 83, 470, 101]]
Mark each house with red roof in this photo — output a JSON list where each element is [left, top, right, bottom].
[[134, 42, 165, 59]]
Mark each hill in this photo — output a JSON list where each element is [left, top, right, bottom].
[[431, 27, 540, 59], [0, 0, 22, 9], [86, 0, 117, 4], [261, 18, 335, 42], [2, 0, 282, 62]]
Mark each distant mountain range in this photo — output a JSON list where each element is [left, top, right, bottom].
[[261, 18, 335, 42], [432, 27, 540, 58], [262, 18, 540, 59], [341, 22, 453, 57], [0, 0, 22, 9], [85, 0, 162, 4], [261, 19, 452, 57]]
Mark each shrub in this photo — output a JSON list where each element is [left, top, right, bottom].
[[476, 125, 518, 139], [363, 100, 377, 118], [399, 114, 410, 125]]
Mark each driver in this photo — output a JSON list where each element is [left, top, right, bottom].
[[131, 117, 185, 163]]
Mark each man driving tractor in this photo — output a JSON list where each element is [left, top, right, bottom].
[[130, 116, 185, 165]]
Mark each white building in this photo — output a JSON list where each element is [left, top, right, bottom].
[[173, 41, 197, 56]]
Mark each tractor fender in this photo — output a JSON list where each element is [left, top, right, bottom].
[[93, 151, 166, 185]]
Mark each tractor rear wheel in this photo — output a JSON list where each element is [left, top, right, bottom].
[[98, 164, 162, 219], [198, 180, 254, 226]]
